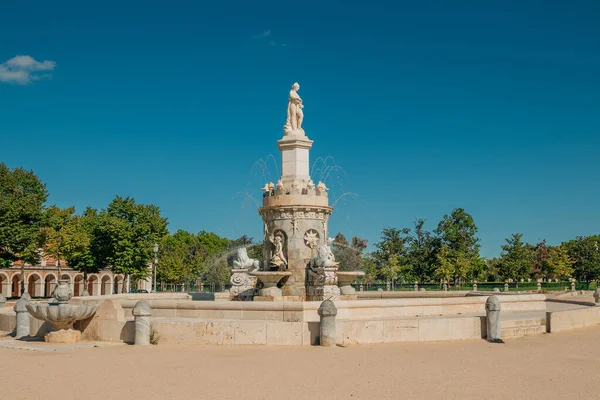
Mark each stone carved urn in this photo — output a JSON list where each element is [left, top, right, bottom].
[[250, 271, 292, 297], [53, 279, 73, 303], [336, 271, 365, 295]]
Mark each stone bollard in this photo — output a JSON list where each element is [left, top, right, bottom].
[[0, 293, 6, 307], [14, 298, 30, 339], [472, 281, 478, 291], [537, 282, 542, 292], [593, 289, 600, 305], [132, 300, 152, 345], [492, 287, 500, 293], [414, 282, 418, 291], [485, 295, 503, 343], [359, 284, 364, 292], [504, 283, 509, 292], [317, 300, 337, 347]]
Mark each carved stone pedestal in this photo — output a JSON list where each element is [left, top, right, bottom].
[[259, 132, 333, 299], [229, 269, 258, 300]]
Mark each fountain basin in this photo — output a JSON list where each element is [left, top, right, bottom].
[[250, 271, 292, 297], [336, 271, 365, 295], [26, 303, 99, 330]]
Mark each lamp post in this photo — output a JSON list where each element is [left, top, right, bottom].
[[153, 243, 159, 293]]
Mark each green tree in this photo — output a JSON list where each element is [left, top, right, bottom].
[[62, 208, 100, 288], [496, 233, 534, 281], [434, 208, 481, 285], [0, 163, 48, 269], [380, 254, 401, 286], [196, 231, 230, 287], [360, 253, 378, 286], [407, 219, 438, 283], [332, 233, 368, 272], [158, 230, 205, 283], [40, 205, 76, 276], [434, 244, 454, 284], [545, 245, 574, 281], [90, 196, 168, 291], [563, 236, 600, 285]]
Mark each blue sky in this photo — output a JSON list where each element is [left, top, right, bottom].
[[1, 0, 599, 257]]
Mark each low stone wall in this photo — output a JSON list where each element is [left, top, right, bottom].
[[111, 294, 546, 322], [0, 305, 50, 336], [0, 294, 549, 345], [547, 305, 600, 333], [358, 291, 472, 299]]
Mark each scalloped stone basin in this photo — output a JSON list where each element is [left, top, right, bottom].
[[250, 271, 292, 297], [26, 303, 99, 330], [336, 271, 365, 295]]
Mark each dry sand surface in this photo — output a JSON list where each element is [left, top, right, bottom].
[[3, 327, 600, 400]]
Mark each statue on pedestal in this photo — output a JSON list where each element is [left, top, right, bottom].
[[232, 247, 260, 272], [284, 82, 304, 135], [269, 232, 287, 269]]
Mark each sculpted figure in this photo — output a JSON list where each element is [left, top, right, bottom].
[[310, 244, 338, 270], [326, 238, 340, 267], [276, 179, 284, 192], [307, 179, 315, 191], [233, 247, 260, 271], [269, 233, 287, 268], [284, 82, 304, 134], [316, 181, 328, 196]]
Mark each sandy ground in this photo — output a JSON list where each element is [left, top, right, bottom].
[[2, 327, 600, 400]]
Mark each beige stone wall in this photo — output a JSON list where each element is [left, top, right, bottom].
[[547, 306, 600, 333]]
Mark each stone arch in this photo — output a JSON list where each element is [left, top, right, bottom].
[[27, 273, 43, 297], [88, 274, 99, 296], [12, 275, 21, 297], [114, 275, 124, 294], [44, 274, 57, 298], [61, 274, 71, 282], [74, 274, 84, 297], [0, 273, 9, 298], [101, 275, 112, 295]]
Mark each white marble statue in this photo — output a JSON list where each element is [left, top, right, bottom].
[[326, 238, 340, 267], [284, 82, 304, 134], [307, 179, 315, 191], [276, 179, 284, 192], [308, 243, 339, 280], [269, 233, 287, 268], [233, 247, 260, 272], [316, 181, 328, 195], [261, 183, 270, 193]]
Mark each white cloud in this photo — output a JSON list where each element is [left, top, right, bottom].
[[252, 30, 272, 39], [0, 55, 57, 85], [252, 30, 287, 48]]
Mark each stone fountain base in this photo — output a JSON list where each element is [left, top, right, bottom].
[[45, 329, 81, 344]]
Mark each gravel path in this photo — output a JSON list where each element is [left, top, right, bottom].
[[3, 326, 600, 400]]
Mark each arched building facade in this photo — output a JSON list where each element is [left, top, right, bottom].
[[0, 259, 151, 298]]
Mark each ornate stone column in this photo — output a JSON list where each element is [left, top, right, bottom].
[[259, 132, 333, 299]]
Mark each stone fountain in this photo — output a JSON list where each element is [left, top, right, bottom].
[[248, 82, 363, 301], [26, 279, 99, 343]]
